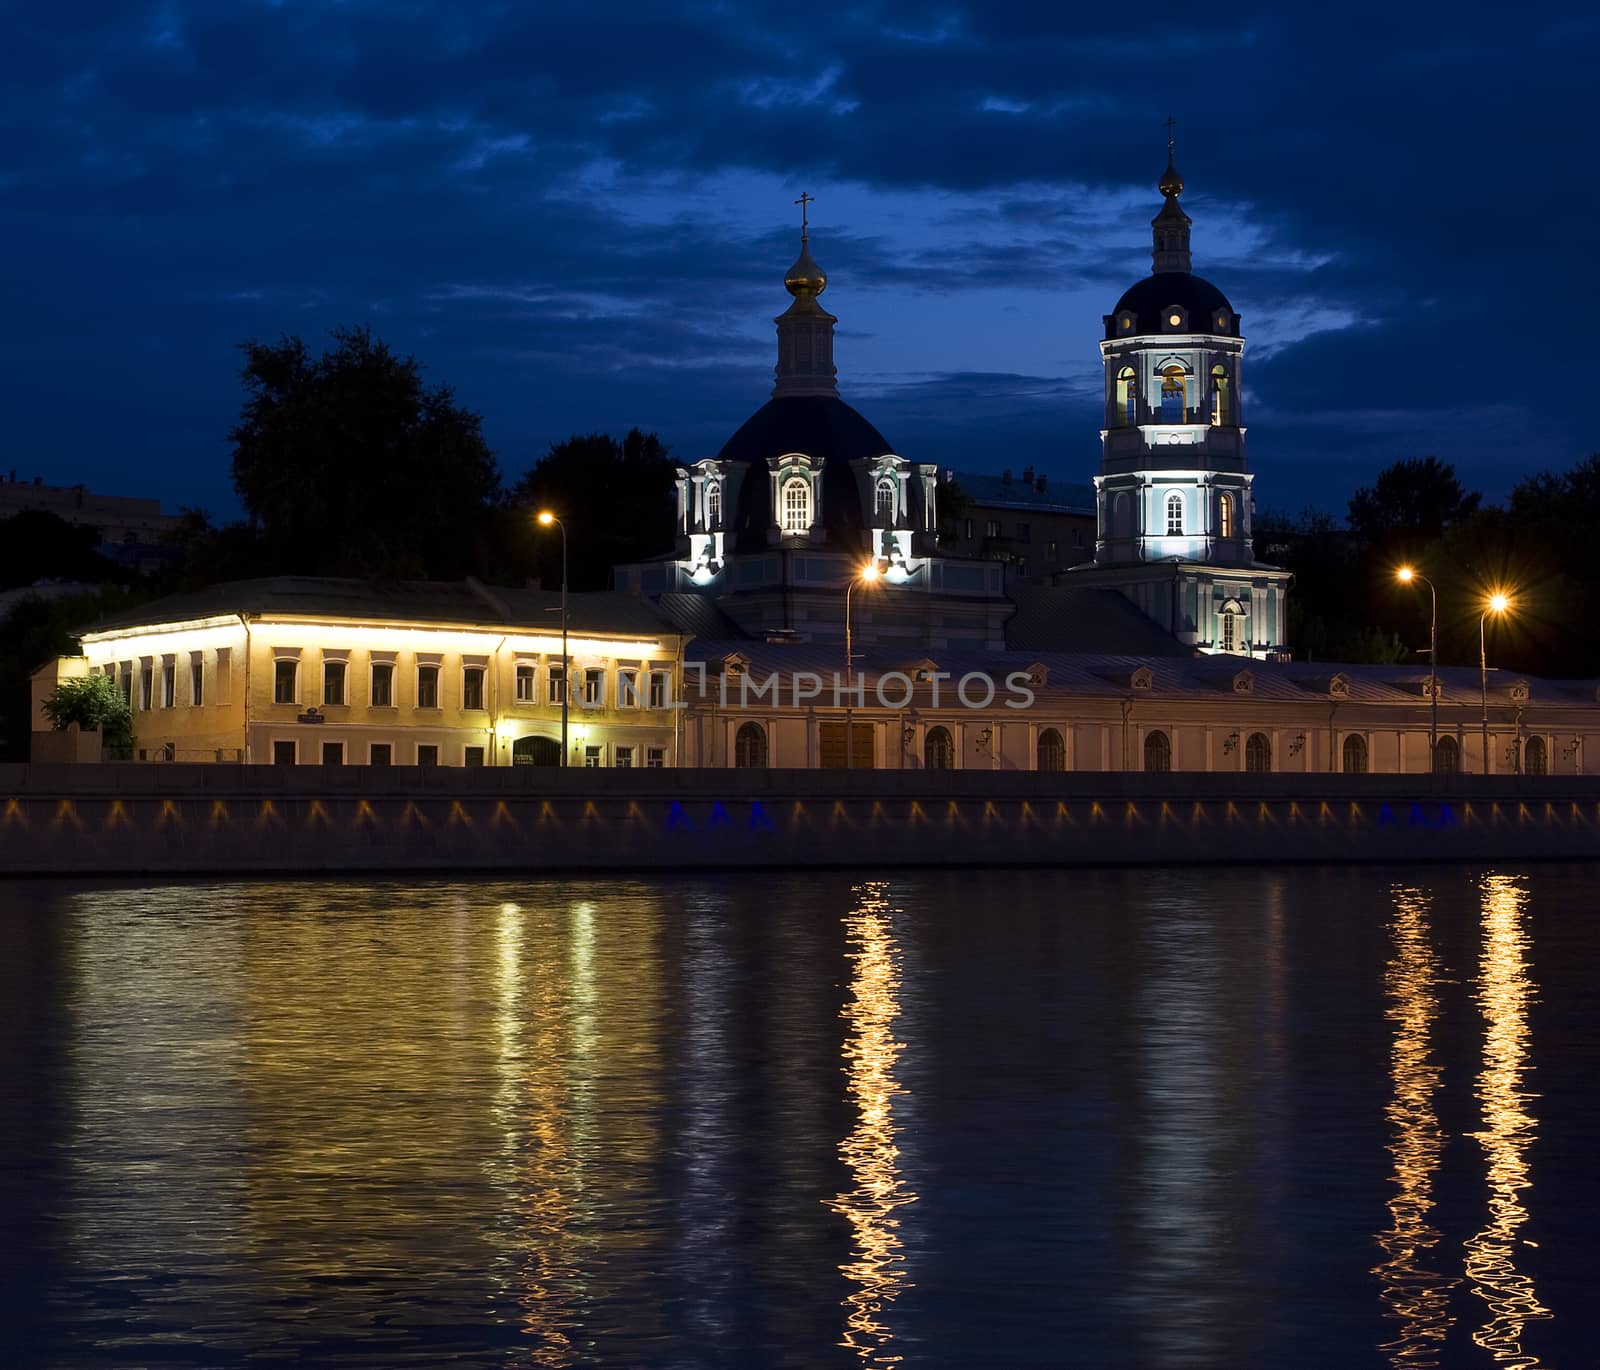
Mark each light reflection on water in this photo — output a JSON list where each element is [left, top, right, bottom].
[[0, 867, 1590, 1368], [826, 882, 917, 1366], [1465, 874, 1552, 1365], [1373, 885, 1456, 1366]]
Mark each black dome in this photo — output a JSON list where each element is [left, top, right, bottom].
[[1106, 273, 1236, 339], [716, 395, 894, 553]]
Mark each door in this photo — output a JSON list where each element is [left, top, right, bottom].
[[513, 735, 562, 767], [819, 720, 873, 769]]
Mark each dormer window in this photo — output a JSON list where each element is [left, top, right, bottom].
[[781, 476, 812, 534], [1215, 311, 1230, 333], [1163, 306, 1188, 332], [1119, 314, 1135, 332], [875, 477, 895, 524]]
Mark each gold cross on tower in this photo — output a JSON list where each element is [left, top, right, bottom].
[[1165, 115, 1177, 160], [795, 191, 814, 243]]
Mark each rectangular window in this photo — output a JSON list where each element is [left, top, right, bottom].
[[646, 746, 666, 768], [371, 662, 394, 707], [618, 669, 639, 707], [1046, 540, 1059, 561], [370, 742, 392, 766], [215, 647, 232, 699], [1015, 521, 1030, 542], [648, 671, 668, 709], [417, 664, 439, 709], [161, 657, 175, 708], [416, 744, 439, 766], [1072, 527, 1084, 547], [615, 746, 634, 767], [272, 740, 296, 765], [119, 664, 133, 706], [963, 518, 974, 541], [321, 741, 344, 766], [515, 664, 535, 702], [584, 745, 602, 768], [985, 519, 1002, 539], [324, 660, 346, 706], [463, 666, 485, 711], [548, 665, 566, 704], [140, 662, 154, 711], [464, 745, 485, 767], [583, 668, 603, 706], [274, 659, 297, 705], [190, 655, 204, 707]]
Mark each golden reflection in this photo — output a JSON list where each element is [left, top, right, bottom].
[[1372, 885, 1456, 1366], [1465, 874, 1552, 1364], [827, 882, 916, 1365]]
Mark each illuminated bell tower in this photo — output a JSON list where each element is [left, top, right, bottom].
[[1077, 132, 1290, 659]]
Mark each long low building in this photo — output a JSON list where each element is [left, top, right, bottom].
[[675, 641, 1600, 776], [33, 577, 687, 768]]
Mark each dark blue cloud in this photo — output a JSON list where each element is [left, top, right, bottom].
[[2, 1, 1594, 519]]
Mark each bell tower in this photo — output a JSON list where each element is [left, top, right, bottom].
[[1072, 132, 1291, 659]]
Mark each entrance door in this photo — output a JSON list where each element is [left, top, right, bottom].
[[513, 735, 562, 766], [819, 720, 874, 769]]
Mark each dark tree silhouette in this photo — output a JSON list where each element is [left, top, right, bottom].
[[1347, 456, 1481, 551], [231, 327, 502, 580], [510, 430, 678, 590]]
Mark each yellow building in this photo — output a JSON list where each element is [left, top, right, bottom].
[[38, 577, 686, 766]]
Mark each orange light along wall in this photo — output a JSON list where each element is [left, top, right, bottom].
[[5, 764, 1600, 876]]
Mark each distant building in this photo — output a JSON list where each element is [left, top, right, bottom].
[[0, 471, 182, 574], [941, 468, 1096, 581]]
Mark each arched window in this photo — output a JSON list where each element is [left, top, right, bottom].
[[1219, 607, 1241, 654], [1433, 736, 1460, 775], [1218, 493, 1234, 539], [781, 476, 812, 535], [1343, 734, 1369, 774], [1115, 366, 1137, 427], [512, 735, 562, 767], [925, 726, 955, 770], [1211, 364, 1233, 426], [1160, 366, 1186, 422], [705, 481, 721, 529], [1165, 492, 1184, 536], [1524, 735, 1548, 776], [1245, 732, 1271, 772], [875, 478, 895, 525], [734, 722, 768, 768], [1112, 491, 1132, 539], [1144, 730, 1172, 773], [1037, 728, 1065, 772]]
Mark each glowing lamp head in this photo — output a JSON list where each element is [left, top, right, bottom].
[[1489, 593, 1510, 614], [536, 510, 556, 527], [860, 563, 880, 582], [1396, 566, 1414, 583]]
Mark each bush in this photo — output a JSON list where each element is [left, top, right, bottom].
[[40, 673, 135, 759]]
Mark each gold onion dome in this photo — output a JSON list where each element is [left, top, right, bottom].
[[1159, 157, 1184, 197], [784, 242, 827, 299]]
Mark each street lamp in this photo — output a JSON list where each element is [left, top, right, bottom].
[[1480, 591, 1510, 776], [1396, 566, 1439, 769], [844, 560, 883, 771], [536, 510, 569, 767]]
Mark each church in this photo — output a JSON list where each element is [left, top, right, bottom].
[[30, 147, 1600, 775], [617, 142, 1289, 660]]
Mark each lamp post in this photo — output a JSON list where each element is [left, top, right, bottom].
[[843, 563, 880, 771], [537, 511, 568, 767], [1396, 567, 1438, 769], [1480, 592, 1510, 776]]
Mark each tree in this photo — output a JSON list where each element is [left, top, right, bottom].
[[0, 510, 119, 590], [40, 673, 134, 759], [231, 327, 502, 580], [1347, 457, 1481, 550], [510, 430, 678, 590]]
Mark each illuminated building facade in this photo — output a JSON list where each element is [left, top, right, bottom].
[[35, 578, 684, 767], [614, 214, 1013, 652], [1069, 141, 1292, 658]]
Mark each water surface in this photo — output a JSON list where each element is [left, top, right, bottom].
[[2, 866, 1596, 1367]]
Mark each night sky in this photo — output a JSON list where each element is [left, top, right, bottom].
[[6, 3, 1595, 520]]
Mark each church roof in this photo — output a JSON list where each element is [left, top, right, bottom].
[[1106, 272, 1235, 339], [1003, 584, 1198, 656], [716, 394, 895, 552]]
